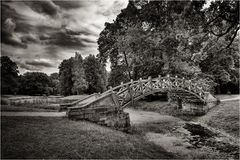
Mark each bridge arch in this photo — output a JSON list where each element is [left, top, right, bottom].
[[103, 75, 210, 108], [66, 75, 215, 131]]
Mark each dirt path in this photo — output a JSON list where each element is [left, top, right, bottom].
[[220, 96, 240, 102], [217, 94, 240, 102], [124, 108, 182, 125], [1, 112, 66, 117], [1, 108, 179, 125]]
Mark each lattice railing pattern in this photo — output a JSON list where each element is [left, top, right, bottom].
[[103, 75, 210, 108]]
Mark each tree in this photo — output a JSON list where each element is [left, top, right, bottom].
[[108, 66, 129, 87], [0, 56, 19, 94], [199, 37, 239, 94], [204, 0, 239, 48], [98, 0, 239, 93], [50, 73, 59, 80], [72, 52, 88, 94], [83, 54, 107, 93], [59, 58, 74, 96], [49, 73, 60, 95], [98, 0, 207, 85], [19, 72, 51, 95]]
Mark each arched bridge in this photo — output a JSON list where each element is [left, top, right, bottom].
[[66, 75, 214, 117], [103, 75, 211, 108], [65, 75, 217, 131]]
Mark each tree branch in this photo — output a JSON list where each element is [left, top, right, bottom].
[[226, 26, 239, 48], [210, 24, 235, 37], [206, 14, 222, 26]]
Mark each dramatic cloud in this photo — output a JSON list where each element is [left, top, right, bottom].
[[1, 0, 128, 74], [26, 59, 55, 68], [1, 4, 27, 48], [24, 0, 60, 18]]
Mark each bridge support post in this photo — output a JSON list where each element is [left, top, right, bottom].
[[139, 78, 143, 95], [129, 79, 134, 107], [148, 76, 153, 91], [158, 75, 162, 87], [177, 98, 183, 110]]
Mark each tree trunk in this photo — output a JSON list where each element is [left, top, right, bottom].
[[123, 51, 132, 80]]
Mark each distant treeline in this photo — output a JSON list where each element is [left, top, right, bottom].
[[1, 54, 107, 96], [58, 53, 107, 96]]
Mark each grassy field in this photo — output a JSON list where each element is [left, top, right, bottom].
[[1, 105, 58, 112], [1, 95, 89, 112], [1, 94, 239, 158], [197, 100, 239, 138], [1, 117, 174, 159], [59, 94, 88, 101]]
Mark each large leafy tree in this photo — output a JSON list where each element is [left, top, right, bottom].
[[199, 37, 239, 94], [59, 52, 108, 95], [49, 73, 60, 95], [98, 0, 239, 93], [59, 58, 74, 96], [84, 54, 107, 93], [204, 0, 239, 48], [19, 72, 51, 95], [72, 53, 88, 94], [0, 56, 19, 94], [98, 0, 207, 86]]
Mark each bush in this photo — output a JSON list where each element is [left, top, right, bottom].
[[1, 99, 9, 105]]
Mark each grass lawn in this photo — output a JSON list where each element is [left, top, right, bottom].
[[215, 94, 240, 100], [60, 95, 88, 103], [1, 104, 60, 112], [197, 100, 239, 138], [1, 94, 89, 112], [1, 117, 174, 159]]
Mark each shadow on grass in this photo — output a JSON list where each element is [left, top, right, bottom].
[[1, 116, 175, 159]]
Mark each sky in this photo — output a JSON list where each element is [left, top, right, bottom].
[[1, 0, 128, 74]]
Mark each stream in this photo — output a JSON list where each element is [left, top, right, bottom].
[[125, 108, 239, 159]]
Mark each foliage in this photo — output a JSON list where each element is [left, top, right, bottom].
[[83, 54, 107, 93], [58, 53, 107, 95], [49, 73, 60, 95], [98, 0, 208, 86], [98, 0, 239, 93], [59, 58, 74, 96], [19, 72, 51, 95], [50, 73, 59, 80], [204, 0, 239, 48], [199, 38, 239, 93], [108, 66, 129, 87], [72, 53, 88, 94], [0, 56, 19, 94]]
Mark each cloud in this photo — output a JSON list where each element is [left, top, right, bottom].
[[53, 1, 86, 9], [41, 29, 91, 49], [24, 0, 60, 18], [2, 18, 27, 48], [1, 0, 128, 74], [26, 59, 55, 68], [21, 33, 40, 43]]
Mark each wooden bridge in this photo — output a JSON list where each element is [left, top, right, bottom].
[[65, 75, 216, 124], [103, 75, 211, 108]]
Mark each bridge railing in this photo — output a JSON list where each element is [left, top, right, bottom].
[[102, 75, 210, 106]]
